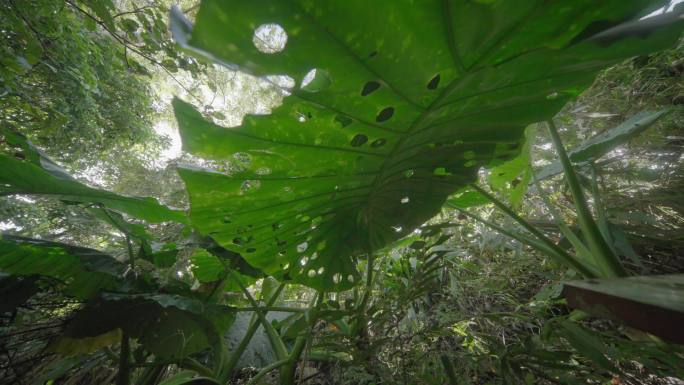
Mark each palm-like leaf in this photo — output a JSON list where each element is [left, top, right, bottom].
[[0, 234, 126, 299], [174, 1, 683, 290], [0, 128, 186, 224]]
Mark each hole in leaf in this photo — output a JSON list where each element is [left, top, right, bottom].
[[307, 269, 316, 277], [222, 216, 231, 224], [347, 274, 355, 283], [300, 256, 309, 266], [301, 69, 331, 92], [335, 114, 352, 128], [350, 134, 368, 147], [241, 180, 260, 192], [317, 267, 325, 274], [283, 263, 290, 269], [297, 242, 309, 252], [233, 152, 252, 164], [256, 167, 272, 175], [427, 74, 441, 90], [361, 81, 380, 96], [253, 24, 287, 54], [376, 107, 394, 123], [371, 138, 386, 148], [332, 273, 342, 284], [405, 169, 414, 178], [401, 196, 409, 204]]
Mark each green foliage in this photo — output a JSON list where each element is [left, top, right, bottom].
[[0, 234, 126, 300], [0, 0, 164, 170], [53, 293, 235, 359], [1, 2, 683, 385], [172, 0, 683, 291], [0, 127, 186, 223], [536, 109, 670, 180]]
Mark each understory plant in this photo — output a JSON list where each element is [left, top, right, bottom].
[[1, 1, 684, 385]]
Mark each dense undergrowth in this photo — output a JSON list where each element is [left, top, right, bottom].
[[1, 1, 683, 385]]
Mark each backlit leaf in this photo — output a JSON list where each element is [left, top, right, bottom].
[[173, 1, 683, 290]]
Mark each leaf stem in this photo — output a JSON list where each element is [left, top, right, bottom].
[[229, 270, 288, 359], [246, 359, 289, 385], [280, 292, 324, 385], [468, 184, 597, 278], [220, 282, 285, 381], [546, 120, 626, 277]]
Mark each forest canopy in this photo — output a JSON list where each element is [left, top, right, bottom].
[[1, 1, 683, 385]]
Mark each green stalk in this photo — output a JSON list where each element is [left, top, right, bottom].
[[469, 185, 597, 278], [547, 120, 626, 277], [219, 282, 286, 382], [532, 171, 597, 268], [453, 206, 599, 277], [246, 359, 290, 385], [453, 207, 554, 254], [358, 250, 375, 314], [280, 292, 324, 385], [181, 357, 215, 378], [116, 330, 131, 385], [100, 207, 136, 269], [230, 271, 288, 360], [351, 248, 375, 337], [307, 350, 353, 363], [125, 236, 135, 270], [589, 162, 613, 246]]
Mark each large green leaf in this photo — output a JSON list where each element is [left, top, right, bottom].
[[0, 234, 127, 299], [0, 128, 186, 224], [173, 1, 683, 290], [53, 293, 235, 358]]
